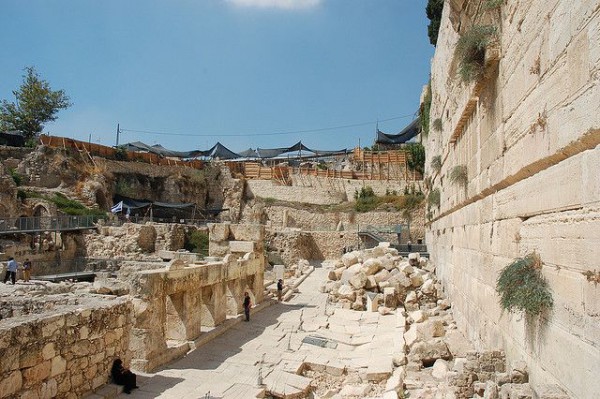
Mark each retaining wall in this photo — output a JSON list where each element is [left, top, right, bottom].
[[425, 1, 600, 398]]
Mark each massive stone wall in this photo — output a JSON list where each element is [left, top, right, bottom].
[[424, 1, 600, 398], [0, 296, 132, 399]]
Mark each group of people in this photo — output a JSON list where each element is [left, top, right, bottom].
[[3, 257, 32, 285]]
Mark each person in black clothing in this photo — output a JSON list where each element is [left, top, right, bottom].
[[111, 358, 138, 394], [243, 292, 251, 321], [277, 279, 284, 301]]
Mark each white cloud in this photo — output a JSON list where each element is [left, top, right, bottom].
[[226, 0, 322, 10]]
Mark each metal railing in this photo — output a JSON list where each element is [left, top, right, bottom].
[[0, 215, 99, 234]]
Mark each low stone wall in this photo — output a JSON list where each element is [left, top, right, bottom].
[[247, 176, 422, 205], [0, 296, 132, 399], [264, 206, 425, 241]]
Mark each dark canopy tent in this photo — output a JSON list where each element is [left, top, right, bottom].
[[0, 131, 26, 147], [197, 142, 240, 160], [113, 195, 225, 221], [120, 141, 201, 159], [375, 119, 420, 145]]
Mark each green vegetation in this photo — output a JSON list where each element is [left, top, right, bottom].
[[449, 165, 468, 188], [263, 197, 276, 205], [22, 191, 106, 218], [484, 0, 503, 10], [419, 83, 432, 136], [8, 168, 22, 186], [0, 67, 71, 139], [115, 179, 136, 198], [184, 229, 209, 255], [431, 155, 442, 174], [427, 188, 441, 209], [354, 186, 424, 215], [114, 146, 128, 161], [426, 0, 444, 46], [433, 118, 443, 132], [407, 143, 426, 176], [496, 253, 553, 316], [455, 25, 497, 82]]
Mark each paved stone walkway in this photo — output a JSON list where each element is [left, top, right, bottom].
[[111, 264, 406, 399]]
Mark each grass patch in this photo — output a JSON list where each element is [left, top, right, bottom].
[[20, 191, 106, 218], [455, 25, 497, 83], [496, 253, 553, 316], [9, 168, 22, 186]]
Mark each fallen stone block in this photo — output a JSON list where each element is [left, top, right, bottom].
[[349, 272, 368, 290], [362, 258, 383, 275], [431, 359, 448, 380], [499, 383, 533, 399], [534, 384, 570, 399], [342, 251, 360, 267], [339, 384, 371, 397]]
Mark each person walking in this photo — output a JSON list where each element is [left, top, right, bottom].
[[22, 258, 32, 283], [3, 257, 17, 285], [277, 279, 284, 301], [243, 292, 251, 321]]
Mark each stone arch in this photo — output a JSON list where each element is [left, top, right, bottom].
[[32, 204, 51, 218]]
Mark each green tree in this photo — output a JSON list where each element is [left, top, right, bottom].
[[0, 67, 71, 139], [406, 143, 426, 176], [426, 0, 444, 46]]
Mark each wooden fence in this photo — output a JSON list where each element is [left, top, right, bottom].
[[39, 135, 204, 169]]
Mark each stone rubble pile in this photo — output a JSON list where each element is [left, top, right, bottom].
[[320, 243, 441, 314], [315, 244, 568, 399]]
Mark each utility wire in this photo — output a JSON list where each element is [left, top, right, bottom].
[[120, 113, 416, 137]]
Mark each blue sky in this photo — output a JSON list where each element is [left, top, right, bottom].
[[0, 0, 433, 153]]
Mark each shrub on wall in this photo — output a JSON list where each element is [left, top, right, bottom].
[[407, 143, 426, 176], [419, 83, 432, 136], [427, 188, 441, 209], [431, 155, 442, 174], [496, 252, 553, 316], [433, 118, 443, 132], [455, 25, 497, 82], [449, 165, 468, 188]]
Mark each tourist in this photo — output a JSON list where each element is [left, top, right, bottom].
[[23, 258, 32, 283], [277, 279, 284, 301], [111, 358, 138, 394], [3, 257, 18, 285], [243, 292, 251, 321]]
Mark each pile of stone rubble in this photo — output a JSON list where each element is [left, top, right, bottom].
[[313, 243, 569, 399], [320, 243, 444, 314]]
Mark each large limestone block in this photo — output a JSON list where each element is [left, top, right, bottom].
[[0, 370, 22, 396], [339, 384, 371, 397], [342, 251, 360, 267], [209, 223, 230, 241], [228, 240, 255, 253], [338, 285, 357, 301], [499, 383, 533, 399], [349, 272, 368, 290], [380, 255, 396, 271], [229, 224, 264, 242], [374, 269, 391, 283], [365, 275, 378, 290], [408, 339, 451, 365], [383, 287, 397, 308], [362, 258, 383, 275], [341, 263, 362, 283], [431, 359, 448, 380]]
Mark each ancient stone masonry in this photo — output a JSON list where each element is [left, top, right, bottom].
[[423, 1, 600, 398], [127, 223, 266, 372], [0, 293, 132, 399]]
